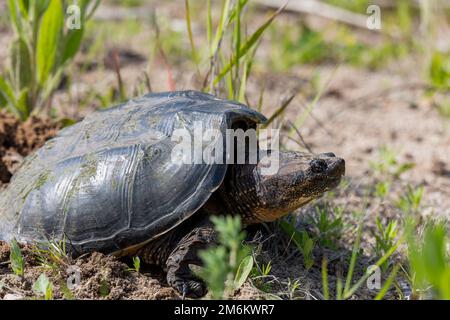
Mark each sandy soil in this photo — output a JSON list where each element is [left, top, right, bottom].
[[0, 1, 449, 300]]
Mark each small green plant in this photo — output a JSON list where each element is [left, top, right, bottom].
[[99, 279, 111, 297], [127, 256, 141, 273], [59, 281, 76, 300], [260, 261, 272, 277], [286, 278, 300, 300], [372, 217, 398, 271], [395, 185, 424, 214], [280, 218, 315, 269], [250, 260, 272, 292], [0, 0, 99, 120], [196, 216, 252, 299], [374, 181, 391, 199], [33, 274, 53, 300], [370, 146, 415, 178], [429, 51, 450, 90], [9, 238, 25, 277], [406, 220, 450, 299], [309, 206, 344, 250]]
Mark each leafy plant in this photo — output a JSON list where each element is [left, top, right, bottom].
[[127, 256, 141, 273], [374, 181, 391, 199], [309, 206, 344, 250], [9, 238, 25, 277], [250, 260, 272, 292], [99, 279, 110, 297], [370, 146, 415, 179], [395, 185, 424, 214], [286, 278, 300, 300], [372, 217, 398, 271], [0, 0, 99, 120], [196, 215, 252, 299], [429, 52, 450, 89], [280, 218, 315, 269], [406, 220, 450, 299], [33, 274, 53, 300]]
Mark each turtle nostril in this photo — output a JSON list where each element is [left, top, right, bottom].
[[310, 159, 328, 173]]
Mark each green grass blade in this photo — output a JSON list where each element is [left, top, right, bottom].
[[8, 0, 23, 37], [344, 214, 364, 294], [34, 0, 50, 17], [344, 241, 401, 299], [336, 277, 343, 300], [36, 0, 63, 84], [11, 38, 32, 91], [10, 238, 25, 277], [17, 0, 29, 18], [288, 65, 339, 138], [234, 0, 242, 77], [207, 0, 212, 52], [83, 0, 101, 20], [237, 61, 248, 103], [214, 3, 285, 85], [261, 93, 295, 129], [211, 0, 231, 56], [322, 257, 329, 300], [185, 0, 200, 71], [0, 75, 20, 117], [375, 264, 400, 300]]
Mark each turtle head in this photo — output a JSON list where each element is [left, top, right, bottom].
[[252, 151, 345, 223]]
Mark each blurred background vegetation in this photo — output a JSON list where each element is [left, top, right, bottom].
[[0, 0, 449, 300]]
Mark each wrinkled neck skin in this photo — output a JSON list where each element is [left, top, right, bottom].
[[218, 163, 308, 226]]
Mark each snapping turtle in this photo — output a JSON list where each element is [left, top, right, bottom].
[[0, 91, 344, 297]]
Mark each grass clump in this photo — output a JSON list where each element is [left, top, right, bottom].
[[395, 185, 424, 215], [34, 238, 71, 273], [370, 146, 415, 179], [196, 216, 253, 299], [309, 205, 344, 250], [185, 0, 283, 103]]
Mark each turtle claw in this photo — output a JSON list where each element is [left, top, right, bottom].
[[172, 279, 207, 299]]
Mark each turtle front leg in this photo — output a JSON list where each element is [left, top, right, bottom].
[[165, 218, 215, 298]]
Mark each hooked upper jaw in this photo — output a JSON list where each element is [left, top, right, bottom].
[[254, 151, 346, 219], [310, 153, 346, 187]]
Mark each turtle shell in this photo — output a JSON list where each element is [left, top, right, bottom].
[[0, 91, 266, 254]]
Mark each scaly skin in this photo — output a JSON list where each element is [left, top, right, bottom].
[[137, 151, 345, 298]]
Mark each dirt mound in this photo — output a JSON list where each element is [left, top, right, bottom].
[[0, 111, 60, 184], [0, 241, 180, 300]]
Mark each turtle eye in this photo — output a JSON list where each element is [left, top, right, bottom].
[[310, 159, 328, 174]]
